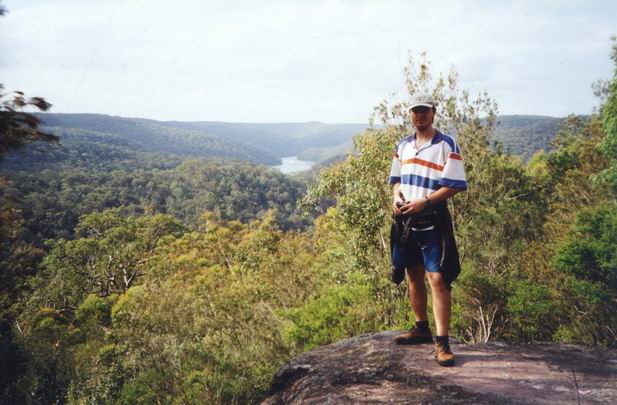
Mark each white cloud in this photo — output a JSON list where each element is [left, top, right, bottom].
[[1, 0, 615, 122]]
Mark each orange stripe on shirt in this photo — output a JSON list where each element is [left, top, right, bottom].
[[401, 158, 444, 171], [448, 152, 462, 160]]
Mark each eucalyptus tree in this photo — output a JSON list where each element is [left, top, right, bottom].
[[303, 53, 547, 342]]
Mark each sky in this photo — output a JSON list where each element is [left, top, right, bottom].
[[1, 0, 616, 123]]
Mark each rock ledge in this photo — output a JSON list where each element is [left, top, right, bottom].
[[263, 331, 617, 404]]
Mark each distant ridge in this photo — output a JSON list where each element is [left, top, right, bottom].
[[34, 113, 370, 164], [154, 120, 370, 157], [492, 114, 567, 160], [30, 113, 571, 166], [36, 113, 282, 165]]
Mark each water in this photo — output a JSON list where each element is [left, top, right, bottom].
[[273, 156, 316, 174]]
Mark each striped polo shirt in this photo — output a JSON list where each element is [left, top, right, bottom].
[[388, 130, 467, 201]]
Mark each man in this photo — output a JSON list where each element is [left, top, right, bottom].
[[388, 94, 466, 367]]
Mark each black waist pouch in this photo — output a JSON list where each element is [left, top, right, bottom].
[[393, 208, 436, 246], [408, 209, 436, 229]]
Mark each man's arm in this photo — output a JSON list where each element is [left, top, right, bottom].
[[400, 186, 463, 215], [392, 183, 405, 215], [425, 186, 461, 205]]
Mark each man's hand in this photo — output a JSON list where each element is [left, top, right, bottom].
[[392, 194, 406, 216], [399, 198, 427, 215]]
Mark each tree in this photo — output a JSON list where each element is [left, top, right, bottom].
[[104, 212, 317, 403], [550, 204, 617, 345], [599, 37, 617, 192], [0, 85, 56, 155], [0, 4, 57, 396], [303, 53, 547, 342], [28, 209, 185, 313]]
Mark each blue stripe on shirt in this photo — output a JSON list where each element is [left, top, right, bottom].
[[388, 176, 401, 185], [401, 174, 441, 190], [438, 178, 467, 190]]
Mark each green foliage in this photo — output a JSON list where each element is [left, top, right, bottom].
[[283, 279, 377, 351], [105, 214, 308, 403], [67, 341, 127, 404], [0, 55, 56, 399], [35, 113, 281, 165], [148, 118, 368, 158], [599, 37, 617, 192], [75, 294, 116, 334], [553, 204, 617, 288], [6, 113, 371, 168], [304, 53, 553, 344], [2, 158, 312, 245], [302, 127, 397, 271], [13, 211, 327, 403], [506, 281, 558, 342], [30, 209, 184, 311], [456, 152, 547, 278], [548, 204, 617, 345], [491, 115, 566, 160], [451, 268, 509, 343], [11, 211, 183, 403], [4, 44, 617, 404], [0, 85, 56, 156], [16, 308, 80, 404]]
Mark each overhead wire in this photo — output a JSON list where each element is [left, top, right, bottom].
[[66, 0, 124, 112], [135, 0, 203, 119], [138, 35, 188, 119], [96, 0, 153, 112]]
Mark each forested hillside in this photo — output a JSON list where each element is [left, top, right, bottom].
[[30, 112, 570, 168], [492, 115, 567, 160], [1, 44, 616, 405], [296, 115, 570, 162], [35, 113, 369, 164], [35, 113, 282, 165], [157, 120, 369, 157]]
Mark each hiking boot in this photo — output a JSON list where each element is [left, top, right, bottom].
[[435, 337, 455, 367], [394, 324, 433, 345]]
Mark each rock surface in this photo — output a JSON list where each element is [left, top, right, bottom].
[[263, 331, 617, 404]]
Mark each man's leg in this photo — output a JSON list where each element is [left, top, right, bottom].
[[426, 272, 450, 336], [395, 264, 432, 344], [427, 272, 455, 366], [406, 264, 428, 322]]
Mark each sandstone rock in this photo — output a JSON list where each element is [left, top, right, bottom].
[[263, 331, 617, 404]]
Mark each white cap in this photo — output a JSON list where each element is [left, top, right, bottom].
[[410, 94, 436, 109]]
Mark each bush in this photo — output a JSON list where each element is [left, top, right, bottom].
[[506, 280, 558, 341], [283, 280, 378, 351]]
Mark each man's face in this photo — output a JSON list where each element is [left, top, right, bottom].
[[411, 106, 435, 131]]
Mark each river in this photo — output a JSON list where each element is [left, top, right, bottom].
[[273, 156, 316, 174]]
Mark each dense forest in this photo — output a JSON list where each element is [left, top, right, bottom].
[[2, 30, 617, 405]]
